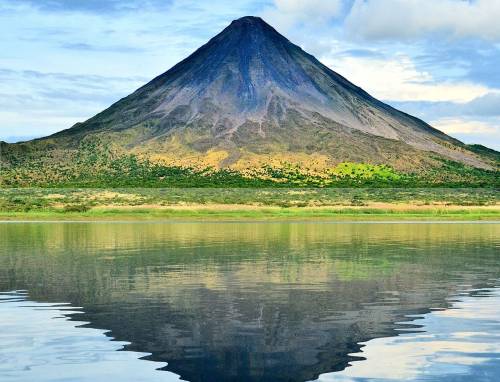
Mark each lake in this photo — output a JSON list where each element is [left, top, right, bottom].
[[0, 222, 499, 382]]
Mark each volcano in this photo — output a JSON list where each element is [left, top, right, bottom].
[[9, 16, 496, 171]]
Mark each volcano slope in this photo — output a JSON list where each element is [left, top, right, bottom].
[[1, 16, 498, 187]]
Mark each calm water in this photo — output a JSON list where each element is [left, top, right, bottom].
[[0, 222, 499, 382]]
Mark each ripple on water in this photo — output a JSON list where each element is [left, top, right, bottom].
[[0, 291, 182, 382], [313, 287, 500, 382]]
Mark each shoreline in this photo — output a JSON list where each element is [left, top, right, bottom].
[[1, 204, 499, 221]]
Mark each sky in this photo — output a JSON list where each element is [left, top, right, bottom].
[[0, 0, 499, 150]]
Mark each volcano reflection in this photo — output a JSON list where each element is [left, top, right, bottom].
[[0, 222, 498, 382]]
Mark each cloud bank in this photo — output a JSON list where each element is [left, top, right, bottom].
[[345, 0, 500, 41]]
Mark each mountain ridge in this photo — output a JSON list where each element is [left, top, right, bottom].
[[1, 16, 498, 187]]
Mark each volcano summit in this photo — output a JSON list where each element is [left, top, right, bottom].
[[1, 16, 498, 186]]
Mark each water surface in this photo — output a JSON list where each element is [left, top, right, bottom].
[[0, 222, 498, 381]]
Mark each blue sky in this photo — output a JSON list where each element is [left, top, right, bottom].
[[1, 0, 499, 150]]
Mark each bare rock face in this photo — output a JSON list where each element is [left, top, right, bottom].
[[49, 16, 492, 170]]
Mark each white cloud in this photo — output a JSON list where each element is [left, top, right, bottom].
[[464, 93, 500, 116], [274, 0, 342, 18], [322, 54, 491, 102], [262, 0, 342, 30], [345, 0, 500, 41], [0, 110, 81, 138], [0, 69, 145, 139], [431, 118, 497, 135], [430, 118, 500, 149]]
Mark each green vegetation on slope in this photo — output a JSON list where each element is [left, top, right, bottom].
[[1, 139, 498, 188], [466, 144, 500, 164]]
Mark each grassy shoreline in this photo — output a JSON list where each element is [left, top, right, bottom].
[[1, 205, 499, 221], [1, 188, 498, 221]]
